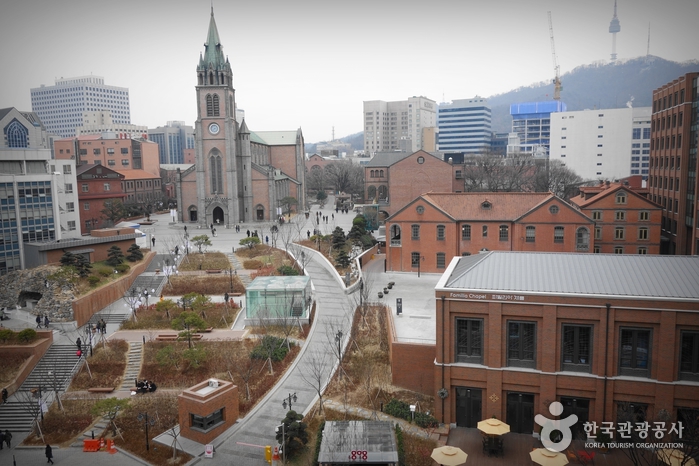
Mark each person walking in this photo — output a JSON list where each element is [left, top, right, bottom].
[[151, 236, 156, 248], [45, 443, 54, 463], [184, 225, 187, 234], [44, 315, 49, 328], [76, 337, 82, 352], [100, 318, 106, 334], [36, 314, 42, 329], [2, 387, 7, 404], [4, 430, 11, 448]]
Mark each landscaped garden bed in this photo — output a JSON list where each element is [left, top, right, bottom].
[[119, 295, 239, 330], [68, 339, 129, 391]]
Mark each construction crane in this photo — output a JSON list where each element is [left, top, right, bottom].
[[548, 11, 562, 101]]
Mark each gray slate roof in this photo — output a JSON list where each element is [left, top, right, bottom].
[[441, 251, 699, 300]]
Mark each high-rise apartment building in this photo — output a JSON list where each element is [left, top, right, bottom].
[[508, 101, 566, 158], [437, 97, 491, 153], [550, 107, 651, 181], [148, 121, 195, 164], [647, 72, 699, 255], [363, 96, 436, 154], [30, 76, 131, 138]]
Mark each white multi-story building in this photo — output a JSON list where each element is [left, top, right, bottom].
[[437, 97, 491, 153], [549, 107, 651, 181], [0, 107, 80, 274], [30, 76, 131, 138], [363, 96, 436, 154], [76, 111, 146, 138]]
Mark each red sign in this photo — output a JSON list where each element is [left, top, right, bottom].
[[204, 444, 214, 458]]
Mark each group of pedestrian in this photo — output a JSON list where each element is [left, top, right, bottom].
[[94, 318, 107, 334], [35, 314, 49, 329], [234, 224, 241, 233], [336, 206, 350, 214], [0, 429, 12, 450]]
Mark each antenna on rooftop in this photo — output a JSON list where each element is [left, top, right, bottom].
[[646, 23, 651, 57]]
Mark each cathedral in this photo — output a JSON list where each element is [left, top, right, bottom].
[[176, 8, 305, 226]]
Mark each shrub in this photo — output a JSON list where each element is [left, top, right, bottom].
[[87, 275, 101, 286], [0, 328, 15, 343], [115, 263, 130, 273], [384, 399, 411, 420], [17, 328, 38, 343], [277, 265, 298, 276], [414, 411, 439, 428], [95, 264, 113, 277], [313, 420, 325, 465], [243, 259, 263, 270], [250, 335, 289, 362], [395, 424, 405, 466]]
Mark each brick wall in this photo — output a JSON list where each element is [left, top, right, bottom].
[[71, 251, 155, 326]]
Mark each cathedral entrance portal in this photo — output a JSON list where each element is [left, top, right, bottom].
[[188, 206, 198, 222], [212, 206, 224, 225]]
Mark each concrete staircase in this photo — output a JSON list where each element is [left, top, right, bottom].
[[228, 253, 252, 286], [0, 344, 82, 432], [119, 341, 143, 392]]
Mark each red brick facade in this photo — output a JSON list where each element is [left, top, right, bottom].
[[76, 164, 126, 234], [432, 254, 699, 433], [386, 192, 593, 273], [54, 135, 160, 177], [364, 151, 461, 217], [647, 72, 699, 255], [178, 379, 239, 445], [570, 182, 662, 254]]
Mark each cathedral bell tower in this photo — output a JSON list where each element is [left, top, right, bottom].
[[194, 7, 248, 226]]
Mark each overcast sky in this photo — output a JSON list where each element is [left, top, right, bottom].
[[1, 0, 697, 143]]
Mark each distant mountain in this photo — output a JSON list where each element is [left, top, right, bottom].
[[305, 131, 363, 155], [489, 56, 699, 132], [308, 57, 699, 148]]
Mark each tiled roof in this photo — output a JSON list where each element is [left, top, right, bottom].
[[422, 192, 554, 221], [570, 184, 655, 209], [364, 152, 413, 167], [441, 251, 699, 300]]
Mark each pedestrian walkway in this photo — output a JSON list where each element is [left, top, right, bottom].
[[227, 252, 252, 286], [118, 342, 143, 392], [154, 246, 356, 465]]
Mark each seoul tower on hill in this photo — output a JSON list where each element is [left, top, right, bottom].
[[609, 0, 621, 61]]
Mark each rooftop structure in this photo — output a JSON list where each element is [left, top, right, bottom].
[[317, 421, 399, 465], [245, 275, 311, 324]]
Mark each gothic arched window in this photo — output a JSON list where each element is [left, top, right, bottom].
[[209, 72, 214, 85], [209, 153, 223, 194], [5, 119, 28, 148], [206, 94, 213, 117], [212, 94, 220, 116]]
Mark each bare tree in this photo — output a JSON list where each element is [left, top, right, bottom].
[[153, 393, 183, 461], [298, 350, 330, 417], [324, 161, 364, 198]]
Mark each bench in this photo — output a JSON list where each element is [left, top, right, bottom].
[[205, 269, 222, 274], [87, 387, 115, 393], [230, 292, 243, 297], [156, 333, 203, 342], [199, 327, 214, 333]]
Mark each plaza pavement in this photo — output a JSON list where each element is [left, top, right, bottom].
[[0, 195, 442, 466]]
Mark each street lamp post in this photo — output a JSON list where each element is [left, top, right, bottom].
[[417, 255, 425, 277], [282, 392, 297, 411], [335, 330, 343, 377], [228, 267, 234, 292], [137, 412, 156, 451]]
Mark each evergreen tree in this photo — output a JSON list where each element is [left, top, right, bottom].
[[335, 249, 351, 268], [106, 245, 125, 266], [275, 410, 308, 459], [74, 254, 92, 277], [59, 251, 77, 267], [331, 227, 346, 249], [126, 243, 144, 262]]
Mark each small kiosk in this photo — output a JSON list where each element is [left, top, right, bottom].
[[177, 378, 238, 445]]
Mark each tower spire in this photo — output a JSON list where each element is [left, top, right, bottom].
[[608, 0, 621, 62], [202, 7, 226, 71]]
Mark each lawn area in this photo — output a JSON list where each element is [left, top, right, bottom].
[[22, 397, 99, 447], [119, 298, 239, 330], [69, 339, 129, 390], [140, 339, 300, 416], [0, 353, 30, 387]]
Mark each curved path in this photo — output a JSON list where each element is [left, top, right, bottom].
[[162, 247, 354, 465]]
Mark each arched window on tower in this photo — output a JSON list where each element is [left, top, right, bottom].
[[206, 95, 213, 117], [212, 95, 220, 116], [209, 153, 223, 194], [5, 119, 28, 148], [198, 73, 203, 86], [209, 72, 214, 85]]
